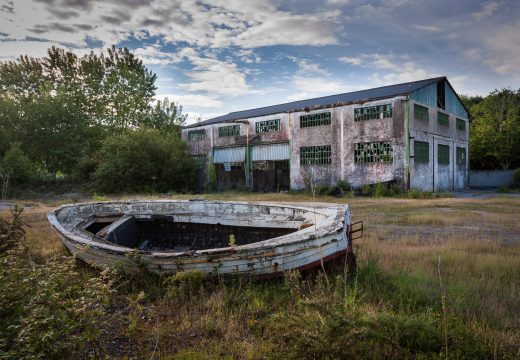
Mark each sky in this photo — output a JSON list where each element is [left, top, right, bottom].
[[1, 0, 519, 123]]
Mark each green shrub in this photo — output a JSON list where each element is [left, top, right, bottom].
[[0, 145, 34, 186], [361, 184, 372, 196], [0, 210, 115, 358], [374, 182, 388, 197], [92, 129, 196, 193]]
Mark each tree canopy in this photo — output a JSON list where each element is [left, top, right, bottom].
[[462, 89, 520, 169], [0, 46, 187, 181]]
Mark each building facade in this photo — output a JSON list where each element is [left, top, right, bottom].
[[181, 77, 469, 192]]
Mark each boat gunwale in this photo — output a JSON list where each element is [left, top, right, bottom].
[[47, 200, 349, 257]]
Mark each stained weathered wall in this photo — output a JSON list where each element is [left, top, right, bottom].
[[182, 97, 409, 190], [409, 100, 469, 191]]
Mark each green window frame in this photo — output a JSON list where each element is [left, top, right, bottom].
[[456, 118, 466, 131], [414, 104, 429, 122], [300, 145, 331, 165], [354, 104, 392, 122], [191, 155, 207, 169], [354, 142, 393, 163], [256, 119, 280, 133], [414, 141, 429, 163], [438, 144, 450, 165], [437, 112, 449, 126], [456, 147, 466, 166], [188, 129, 205, 140], [300, 112, 331, 128], [218, 124, 240, 137]]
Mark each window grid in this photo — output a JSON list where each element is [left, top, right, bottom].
[[438, 112, 449, 126], [192, 155, 206, 169], [354, 142, 393, 163], [414, 141, 429, 163], [438, 144, 450, 165], [300, 145, 332, 165], [218, 125, 240, 137], [456, 147, 466, 166], [354, 104, 392, 121], [456, 118, 466, 131], [188, 129, 205, 140], [300, 112, 331, 128], [414, 104, 429, 122], [256, 119, 280, 133]]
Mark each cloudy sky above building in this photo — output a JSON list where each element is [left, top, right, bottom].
[[1, 0, 519, 122]]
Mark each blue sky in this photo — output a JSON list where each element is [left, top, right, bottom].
[[1, 0, 519, 123]]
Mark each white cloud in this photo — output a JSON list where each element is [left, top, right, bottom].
[[154, 93, 223, 109], [0, 0, 340, 53], [339, 56, 362, 66], [472, 1, 500, 21]]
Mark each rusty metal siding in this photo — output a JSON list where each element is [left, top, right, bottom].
[[252, 143, 290, 161], [213, 147, 245, 163]]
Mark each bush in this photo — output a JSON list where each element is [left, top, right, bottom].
[[92, 129, 196, 193], [0, 145, 34, 186], [0, 209, 115, 358]]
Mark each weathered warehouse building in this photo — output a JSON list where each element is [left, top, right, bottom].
[[181, 76, 469, 192]]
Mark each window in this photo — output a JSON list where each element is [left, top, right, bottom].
[[188, 129, 205, 140], [300, 112, 331, 128], [354, 142, 393, 163], [218, 125, 240, 137], [354, 104, 392, 121], [456, 118, 466, 131], [438, 112, 449, 126], [256, 119, 280, 133], [414, 104, 429, 122], [414, 141, 429, 163], [191, 155, 206, 169], [300, 145, 331, 165], [438, 144, 450, 165], [456, 147, 466, 166]]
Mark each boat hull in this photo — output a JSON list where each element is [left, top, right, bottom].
[[48, 200, 351, 277]]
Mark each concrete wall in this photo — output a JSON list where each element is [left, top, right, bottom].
[[409, 100, 469, 191], [469, 170, 514, 188], [182, 97, 408, 190]]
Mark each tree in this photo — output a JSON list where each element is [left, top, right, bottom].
[[0, 145, 34, 187], [468, 89, 520, 169], [143, 98, 187, 135], [0, 46, 164, 178], [92, 129, 196, 193]]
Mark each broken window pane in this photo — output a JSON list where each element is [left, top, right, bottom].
[[354, 104, 392, 121], [218, 125, 240, 137], [188, 129, 205, 140], [300, 145, 332, 165], [256, 119, 280, 133], [354, 142, 393, 163], [300, 112, 331, 128]]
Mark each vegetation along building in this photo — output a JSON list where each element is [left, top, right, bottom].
[[181, 77, 469, 192]]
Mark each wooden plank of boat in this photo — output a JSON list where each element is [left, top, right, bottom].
[[48, 200, 353, 277]]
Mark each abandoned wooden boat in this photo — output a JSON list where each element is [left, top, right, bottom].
[[47, 200, 362, 277]]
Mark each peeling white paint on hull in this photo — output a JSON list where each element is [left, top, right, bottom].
[[48, 200, 351, 277]]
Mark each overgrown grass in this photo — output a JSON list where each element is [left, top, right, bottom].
[[1, 195, 519, 358]]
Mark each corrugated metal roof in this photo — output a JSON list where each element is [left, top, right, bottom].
[[213, 147, 245, 163], [185, 77, 446, 128], [251, 143, 290, 161]]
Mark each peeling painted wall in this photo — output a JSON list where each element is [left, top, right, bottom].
[[409, 100, 469, 191], [182, 94, 469, 192]]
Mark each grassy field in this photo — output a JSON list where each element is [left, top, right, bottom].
[[1, 192, 519, 358]]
